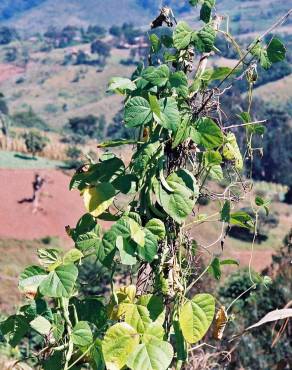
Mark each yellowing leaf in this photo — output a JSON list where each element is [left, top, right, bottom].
[[223, 132, 243, 170], [102, 322, 139, 370], [179, 293, 215, 344], [128, 218, 145, 247], [82, 183, 116, 217]]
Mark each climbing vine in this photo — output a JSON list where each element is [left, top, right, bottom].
[[0, 2, 288, 369]]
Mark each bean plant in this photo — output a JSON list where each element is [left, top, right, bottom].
[[0, 2, 288, 369]]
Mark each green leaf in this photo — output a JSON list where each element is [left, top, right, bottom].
[[83, 183, 116, 217], [108, 77, 136, 94], [112, 174, 137, 194], [169, 71, 188, 98], [71, 298, 107, 328], [161, 35, 173, 48], [209, 257, 239, 280], [192, 117, 223, 149], [209, 257, 221, 280], [37, 249, 61, 269], [210, 66, 236, 81], [204, 150, 222, 166], [137, 229, 158, 262], [39, 263, 78, 298], [142, 65, 170, 87], [118, 303, 151, 333], [251, 43, 271, 69], [127, 339, 173, 370], [30, 315, 52, 335], [179, 293, 215, 344], [0, 315, 29, 347], [209, 165, 223, 181], [19, 265, 47, 296], [149, 94, 161, 121], [267, 37, 286, 63], [116, 236, 137, 266], [173, 21, 193, 50], [102, 322, 139, 370], [137, 295, 165, 323], [172, 117, 189, 149], [159, 97, 180, 132], [70, 157, 124, 190], [150, 34, 161, 53], [52, 313, 64, 342], [63, 249, 83, 264], [71, 321, 93, 347], [200, 0, 216, 23], [173, 319, 187, 362], [132, 141, 161, 178], [157, 171, 197, 224], [128, 218, 145, 247], [145, 219, 166, 240], [75, 227, 101, 253], [142, 322, 165, 343], [223, 132, 243, 169], [124, 96, 152, 127], [195, 24, 216, 52], [230, 211, 254, 229], [220, 259, 239, 266], [221, 201, 230, 222]]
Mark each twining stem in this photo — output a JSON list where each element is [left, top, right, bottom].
[[61, 298, 74, 370]]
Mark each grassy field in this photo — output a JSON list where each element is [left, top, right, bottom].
[[0, 150, 64, 169]]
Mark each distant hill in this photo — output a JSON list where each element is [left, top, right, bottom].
[[2, 0, 291, 35]]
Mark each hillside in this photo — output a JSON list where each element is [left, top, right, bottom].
[[2, 0, 292, 35]]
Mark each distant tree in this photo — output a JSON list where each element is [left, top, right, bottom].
[[84, 25, 106, 42], [109, 25, 122, 38], [12, 108, 49, 131], [65, 146, 83, 169], [67, 115, 98, 138], [4, 46, 17, 62], [96, 114, 106, 140], [22, 130, 49, 157], [90, 39, 111, 67], [0, 26, 18, 45], [75, 50, 90, 65], [0, 93, 9, 115], [121, 22, 142, 44]]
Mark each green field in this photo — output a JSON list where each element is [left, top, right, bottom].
[[0, 150, 64, 169]]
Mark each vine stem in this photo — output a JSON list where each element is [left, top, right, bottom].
[[67, 343, 94, 370], [226, 283, 257, 313], [222, 119, 267, 130], [61, 298, 74, 370], [185, 262, 212, 294], [198, 8, 292, 114], [248, 211, 259, 284]]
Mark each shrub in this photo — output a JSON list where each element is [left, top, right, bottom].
[[22, 130, 49, 157]]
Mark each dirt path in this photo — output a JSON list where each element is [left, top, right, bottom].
[[0, 169, 110, 240]]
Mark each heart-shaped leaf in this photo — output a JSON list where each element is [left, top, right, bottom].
[[179, 293, 215, 343]]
